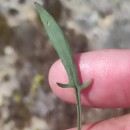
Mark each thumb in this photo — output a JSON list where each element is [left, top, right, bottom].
[[66, 114, 130, 130]]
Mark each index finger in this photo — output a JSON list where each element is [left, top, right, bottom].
[[49, 49, 130, 108]]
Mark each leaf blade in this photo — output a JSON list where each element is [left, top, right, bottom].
[[35, 2, 79, 87]]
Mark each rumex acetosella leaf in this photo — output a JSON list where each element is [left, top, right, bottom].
[[35, 2, 92, 130]]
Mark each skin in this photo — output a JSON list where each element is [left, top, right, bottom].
[[49, 49, 130, 130]]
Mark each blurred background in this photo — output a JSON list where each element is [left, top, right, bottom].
[[0, 0, 130, 130]]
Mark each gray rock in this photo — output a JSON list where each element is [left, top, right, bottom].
[[60, 0, 130, 50], [0, 0, 43, 27]]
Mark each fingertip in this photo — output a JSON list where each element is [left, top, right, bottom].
[[48, 59, 76, 103], [49, 49, 130, 108]]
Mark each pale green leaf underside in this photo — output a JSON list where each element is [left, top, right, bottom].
[[35, 2, 92, 130], [35, 2, 77, 87]]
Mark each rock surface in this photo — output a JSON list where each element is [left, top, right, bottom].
[[60, 0, 130, 50]]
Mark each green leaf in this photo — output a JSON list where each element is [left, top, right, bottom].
[[35, 2, 92, 130]]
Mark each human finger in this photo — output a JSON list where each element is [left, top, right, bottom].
[[49, 49, 130, 108], [66, 114, 130, 130]]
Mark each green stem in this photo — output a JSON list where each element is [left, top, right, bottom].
[[75, 88, 82, 130]]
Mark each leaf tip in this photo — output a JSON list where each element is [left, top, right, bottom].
[[34, 1, 39, 7], [80, 78, 93, 90], [56, 82, 73, 88], [34, 2, 42, 10]]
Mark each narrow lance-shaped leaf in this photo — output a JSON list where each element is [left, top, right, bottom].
[[35, 2, 92, 130], [35, 2, 79, 88]]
